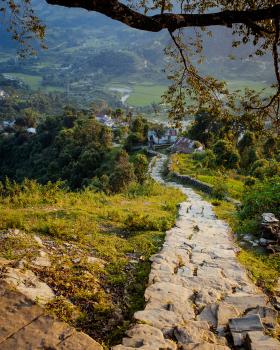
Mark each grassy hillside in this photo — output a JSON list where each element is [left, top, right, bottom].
[[0, 179, 185, 348]]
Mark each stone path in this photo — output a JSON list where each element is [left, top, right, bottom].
[[113, 154, 280, 350], [0, 281, 102, 349]]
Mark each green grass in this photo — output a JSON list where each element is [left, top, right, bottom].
[[5, 73, 43, 90], [4, 72, 65, 93], [227, 79, 274, 95], [0, 179, 184, 347], [128, 84, 166, 106], [170, 153, 245, 200]]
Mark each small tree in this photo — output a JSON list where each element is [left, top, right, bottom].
[[134, 154, 148, 184], [213, 140, 240, 169], [109, 150, 135, 192]]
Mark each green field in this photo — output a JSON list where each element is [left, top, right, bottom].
[[5, 72, 64, 93], [170, 153, 245, 200], [227, 79, 274, 95], [128, 84, 167, 106]]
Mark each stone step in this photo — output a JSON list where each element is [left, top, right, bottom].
[[0, 282, 102, 350]]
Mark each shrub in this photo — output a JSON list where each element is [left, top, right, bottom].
[[240, 146, 259, 170], [202, 150, 216, 169], [213, 140, 240, 169], [237, 131, 256, 153], [212, 178, 229, 200], [238, 176, 280, 222], [251, 159, 280, 180], [133, 154, 148, 184], [244, 176, 256, 187], [109, 150, 135, 193]]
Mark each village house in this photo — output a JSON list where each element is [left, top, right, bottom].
[[0, 89, 8, 99], [95, 114, 115, 128], [148, 128, 177, 147], [169, 137, 204, 154]]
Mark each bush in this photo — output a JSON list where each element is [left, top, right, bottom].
[[213, 140, 240, 169], [240, 146, 259, 170], [238, 176, 280, 222], [244, 176, 256, 187], [212, 178, 229, 200], [251, 159, 280, 180], [109, 150, 135, 192], [237, 131, 256, 153], [133, 154, 148, 184]]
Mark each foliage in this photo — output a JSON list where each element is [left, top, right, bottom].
[[251, 159, 280, 180], [109, 150, 135, 193], [238, 176, 280, 222], [0, 110, 113, 189], [213, 140, 240, 169], [132, 154, 149, 184], [170, 153, 245, 200], [0, 178, 185, 346], [212, 179, 229, 200]]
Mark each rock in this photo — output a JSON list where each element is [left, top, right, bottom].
[[245, 306, 278, 329], [144, 282, 195, 320], [58, 331, 103, 349], [32, 250, 51, 267], [180, 344, 230, 350], [120, 324, 176, 350], [261, 213, 280, 240], [272, 296, 280, 310], [0, 257, 11, 266], [194, 289, 221, 309], [87, 256, 106, 267], [224, 294, 268, 314], [262, 213, 279, 224], [229, 315, 264, 347], [134, 309, 182, 336], [33, 235, 44, 247], [4, 267, 54, 304], [0, 282, 103, 350], [72, 258, 81, 264], [0, 282, 43, 342], [174, 322, 217, 345], [197, 304, 218, 328], [229, 314, 263, 332], [216, 302, 240, 331], [243, 234, 254, 242], [246, 331, 280, 350]]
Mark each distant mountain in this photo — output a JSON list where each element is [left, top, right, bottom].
[[0, 1, 274, 109]]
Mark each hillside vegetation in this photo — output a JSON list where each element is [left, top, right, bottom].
[[0, 178, 184, 347]]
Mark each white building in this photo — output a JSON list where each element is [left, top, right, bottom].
[[148, 129, 177, 145], [96, 114, 114, 128]]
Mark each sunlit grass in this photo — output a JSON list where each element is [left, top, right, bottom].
[[0, 179, 185, 346], [170, 153, 245, 200]]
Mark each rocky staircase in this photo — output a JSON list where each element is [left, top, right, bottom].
[[113, 154, 280, 350]]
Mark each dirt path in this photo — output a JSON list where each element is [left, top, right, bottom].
[[113, 154, 279, 350]]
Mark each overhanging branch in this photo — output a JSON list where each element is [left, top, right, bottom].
[[45, 1, 280, 32]]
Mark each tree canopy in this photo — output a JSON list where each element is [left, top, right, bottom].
[[1, 1, 280, 123]]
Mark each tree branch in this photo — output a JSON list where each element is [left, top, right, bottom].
[[45, 1, 280, 32]]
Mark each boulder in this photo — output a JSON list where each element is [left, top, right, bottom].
[[197, 304, 218, 328], [216, 302, 240, 331], [32, 250, 51, 267], [245, 306, 278, 329], [261, 213, 280, 240], [4, 267, 54, 304], [174, 322, 218, 345], [118, 324, 177, 350], [229, 315, 264, 347], [180, 344, 230, 350], [245, 331, 280, 350]]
